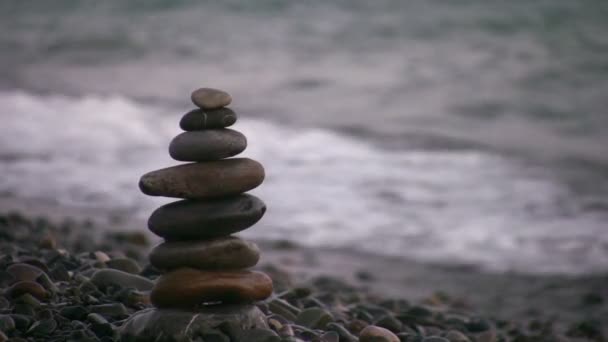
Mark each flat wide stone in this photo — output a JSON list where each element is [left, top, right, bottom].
[[139, 158, 264, 199], [120, 305, 268, 342], [148, 194, 266, 240], [149, 237, 260, 271], [169, 129, 246, 162], [191, 88, 232, 109], [180, 108, 237, 131], [151, 269, 273, 309]]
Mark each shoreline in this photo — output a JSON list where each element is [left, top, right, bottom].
[[1, 196, 606, 340]]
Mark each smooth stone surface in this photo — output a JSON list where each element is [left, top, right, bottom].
[[151, 268, 273, 308], [169, 129, 246, 162], [90, 269, 154, 291], [120, 305, 267, 342], [359, 325, 400, 342], [139, 158, 264, 199], [191, 88, 232, 109], [6, 281, 48, 301], [180, 108, 237, 130], [106, 258, 141, 275], [148, 194, 266, 240], [6, 263, 44, 284], [150, 237, 260, 270], [295, 308, 334, 330]]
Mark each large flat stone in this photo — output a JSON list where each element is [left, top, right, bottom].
[[139, 158, 264, 199], [120, 305, 268, 342], [147, 195, 266, 240], [169, 129, 246, 162], [149, 237, 260, 271], [151, 269, 273, 309]]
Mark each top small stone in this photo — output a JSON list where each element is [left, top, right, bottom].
[[191, 88, 232, 109]]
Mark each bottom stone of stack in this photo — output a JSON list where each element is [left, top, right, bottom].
[[120, 305, 268, 342], [150, 268, 273, 308]]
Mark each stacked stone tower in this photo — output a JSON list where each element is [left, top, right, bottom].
[[136, 88, 272, 319]]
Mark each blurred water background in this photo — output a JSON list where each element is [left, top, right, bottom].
[[1, 0, 607, 274]]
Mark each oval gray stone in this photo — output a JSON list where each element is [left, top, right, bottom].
[[120, 305, 268, 342], [149, 236, 260, 270], [169, 129, 246, 162], [148, 194, 266, 240], [191, 88, 232, 109], [90, 269, 153, 291], [180, 108, 237, 131], [139, 158, 264, 199]]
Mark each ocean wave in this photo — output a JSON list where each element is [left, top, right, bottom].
[[1, 90, 607, 274]]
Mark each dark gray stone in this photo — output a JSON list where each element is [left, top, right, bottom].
[[120, 305, 268, 342], [106, 258, 141, 274], [423, 337, 450, 342], [148, 194, 266, 240], [150, 236, 260, 270], [90, 269, 154, 291], [180, 108, 237, 131], [59, 306, 88, 320], [0, 315, 15, 333], [89, 304, 128, 319], [169, 129, 246, 161], [26, 318, 57, 336]]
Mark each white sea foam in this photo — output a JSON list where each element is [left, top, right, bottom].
[[0, 90, 606, 274]]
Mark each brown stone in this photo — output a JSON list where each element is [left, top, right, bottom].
[[191, 88, 232, 110], [149, 237, 260, 271], [180, 108, 237, 131], [150, 269, 273, 308], [147, 195, 266, 240], [359, 325, 400, 342], [6, 263, 45, 284], [168, 129, 247, 162], [139, 158, 264, 199], [6, 281, 49, 301]]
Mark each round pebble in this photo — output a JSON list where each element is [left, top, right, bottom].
[[191, 88, 232, 109], [90, 269, 154, 291], [6, 281, 48, 301], [359, 325, 400, 342], [6, 263, 44, 283]]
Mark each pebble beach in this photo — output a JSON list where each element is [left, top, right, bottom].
[[2, 1, 608, 341], [0, 202, 606, 341]]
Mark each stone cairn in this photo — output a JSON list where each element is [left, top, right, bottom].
[[122, 88, 272, 340]]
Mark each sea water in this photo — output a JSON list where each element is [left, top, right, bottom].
[[1, 0, 607, 274]]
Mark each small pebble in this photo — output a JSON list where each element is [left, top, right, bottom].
[[106, 258, 141, 274], [89, 303, 128, 319], [295, 308, 334, 330], [90, 269, 153, 291], [191, 87, 232, 109], [445, 330, 471, 342], [0, 315, 15, 333], [6, 281, 48, 301], [26, 318, 57, 336], [359, 325, 400, 342]]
